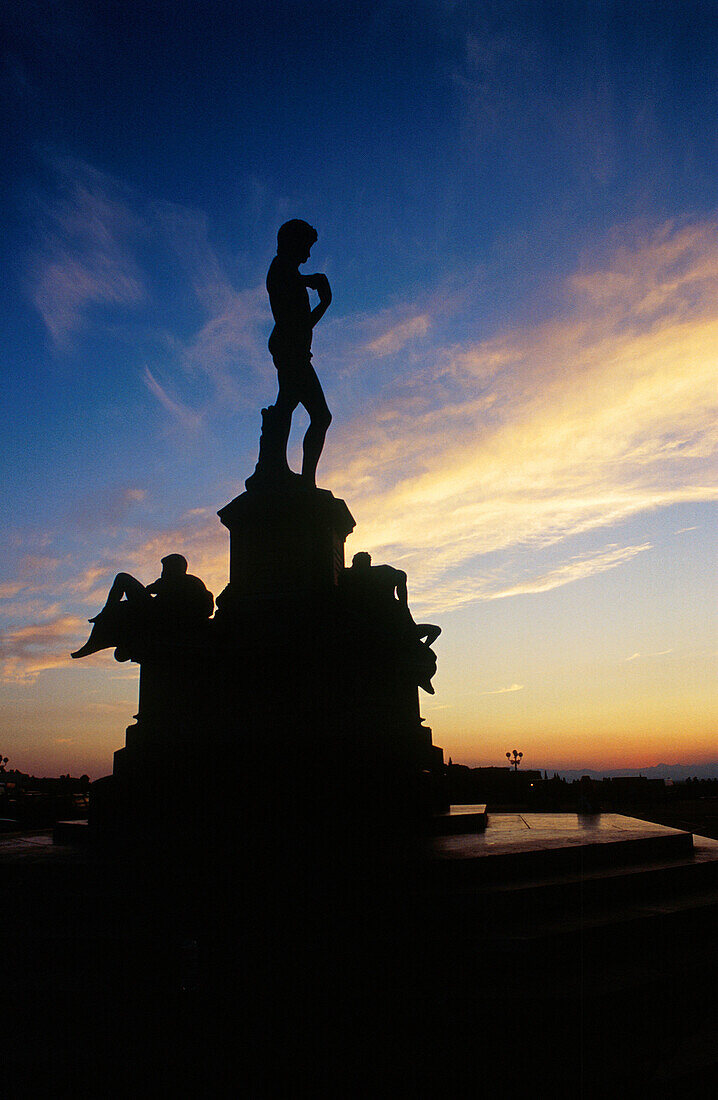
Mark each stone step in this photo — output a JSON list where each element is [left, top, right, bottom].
[[431, 804, 487, 835], [429, 813, 695, 885], [435, 834, 718, 924], [494, 882, 718, 947]]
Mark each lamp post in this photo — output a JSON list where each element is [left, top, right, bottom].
[[506, 749, 523, 772]]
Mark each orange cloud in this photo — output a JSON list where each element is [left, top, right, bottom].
[[0, 506, 230, 682], [6, 219, 716, 683], [0, 614, 88, 682]]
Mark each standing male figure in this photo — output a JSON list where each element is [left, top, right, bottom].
[[266, 219, 333, 486]]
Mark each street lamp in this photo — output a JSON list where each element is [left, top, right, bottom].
[[506, 749, 523, 772]]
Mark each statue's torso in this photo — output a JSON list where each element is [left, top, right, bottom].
[[267, 255, 312, 360]]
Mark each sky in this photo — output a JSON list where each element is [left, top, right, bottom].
[[1, 0, 716, 777]]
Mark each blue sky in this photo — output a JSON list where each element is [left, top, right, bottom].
[[1, 0, 716, 776]]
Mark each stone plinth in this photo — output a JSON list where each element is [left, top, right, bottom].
[[91, 480, 446, 847], [217, 484, 355, 602]]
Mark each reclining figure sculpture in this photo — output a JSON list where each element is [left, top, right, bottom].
[[340, 552, 441, 694], [71, 553, 213, 663]]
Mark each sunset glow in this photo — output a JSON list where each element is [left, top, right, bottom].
[[2, 2, 716, 776]]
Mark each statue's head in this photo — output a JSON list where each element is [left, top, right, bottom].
[[352, 552, 372, 572], [161, 553, 188, 578], [277, 219, 317, 263]]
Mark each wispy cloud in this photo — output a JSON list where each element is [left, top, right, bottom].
[[0, 582, 27, 599], [72, 486, 148, 530], [0, 614, 88, 682], [393, 543, 654, 617], [485, 544, 653, 602], [18, 554, 61, 578], [366, 314, 431, 356], [29, 161, 271, 419], [179, 284, 269, 411], [453, 21, 633, 186], [625, 649, 673, 662], [325, 219, 718, 614], [152, 201, 271, 411], [30, 158, 145, 346], [0, 503, 230, 682], [119, 508, 229, 601], [477, 683, 524, 696], [18, 203, 718, 632], [142, 368, 203, 430]]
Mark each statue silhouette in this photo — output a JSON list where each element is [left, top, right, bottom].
[[340, 552, 441, 693], [251, 220, 332, 487], [77, 230, 448, 852], [71, 553, 213, 661]]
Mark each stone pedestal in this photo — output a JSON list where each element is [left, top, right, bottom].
[[91, 481, 446, 848], [218, 484, 355, 601]]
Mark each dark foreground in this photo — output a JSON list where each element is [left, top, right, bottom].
[[1, 814, 717, 1096]]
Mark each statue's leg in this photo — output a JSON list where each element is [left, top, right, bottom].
[[92, 573, 147, 620], [299, 365, 332, 486], [71, 618, 116, 659], [272, 368, 300, 472], [72, 574, 148, 659], [416, 624, 441, 647]]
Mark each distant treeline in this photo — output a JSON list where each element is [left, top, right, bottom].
[[549, 763, 718, 782]]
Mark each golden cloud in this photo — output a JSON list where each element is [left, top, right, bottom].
[[8, 217, 717, 658], [325, 219, 718, 614]]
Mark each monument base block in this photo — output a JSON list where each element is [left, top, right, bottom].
[[91, 480, 447, 848]]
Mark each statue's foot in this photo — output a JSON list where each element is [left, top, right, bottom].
[[71, 639, 108, 659], [246, 465, 303, 492], [71, 621, 113, 659], [418, 678, 435, 695]]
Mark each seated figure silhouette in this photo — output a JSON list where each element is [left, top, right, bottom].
[[71, 554, 213, 662], [340, 552, 441, 693], [252, 219, 332, 487]]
